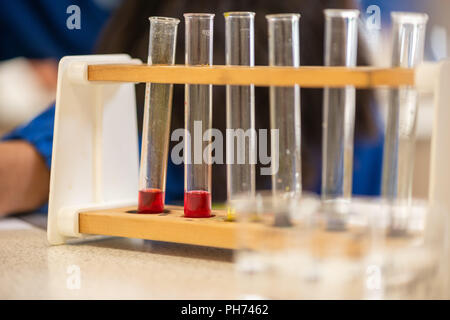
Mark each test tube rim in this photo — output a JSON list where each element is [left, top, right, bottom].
[[265, 13, 301, 21], [223, 11, 255, 18], [148, 16, 180, 24], [184, 13, 215, 19], [391, 11, 429, 25], [323, 9, 360, 19]]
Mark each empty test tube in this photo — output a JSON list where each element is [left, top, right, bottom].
[[321, 9, 359, 202], [184, 13, 214, 218], [138, 17, 179, 213], [382, 12, 428, 203], [225, 12, 256, 217], [266, 14, 302, 198]]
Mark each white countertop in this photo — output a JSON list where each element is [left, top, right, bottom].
[[0, 214, 237, 299]]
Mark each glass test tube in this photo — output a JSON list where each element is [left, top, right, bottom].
[[138, 17, 179, 213], [266, 14, 302, 198], [321, 9, 359, 202], [225, 12, 256, 215], [381, 12, 428, 203], [184, 13, 214, 218]]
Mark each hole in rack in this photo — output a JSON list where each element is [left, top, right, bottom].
[[125, 209, 170, 214]]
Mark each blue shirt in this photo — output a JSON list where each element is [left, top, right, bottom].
[[0, 0, 116, 61], [2, 105, 383, 209]]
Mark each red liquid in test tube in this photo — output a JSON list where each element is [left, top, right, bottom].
[[183, 14, 214, 218], [138, 189, 165, 213], [184, 190, 211, 218]]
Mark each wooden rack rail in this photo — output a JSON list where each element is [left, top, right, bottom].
[[78, 205, 415, 253], [87, 64, 415, 88], [79, 206, 237, 249]]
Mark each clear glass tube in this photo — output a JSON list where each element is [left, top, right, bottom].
[[321, 9, 359, 202], [138, 17, 179, 213], [184, 13, 214, 218], [266, 14, 302, 198], [225, 12, 256, 217], [382, 12, 428, 203]]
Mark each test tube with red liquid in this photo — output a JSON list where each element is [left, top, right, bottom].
[[184, 13, 214, 218], [138, 17, 179, 213]]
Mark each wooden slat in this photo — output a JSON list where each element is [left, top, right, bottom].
[[87, 64, 415, 88], [78, 205, 416, 254], [79, 205, 238, 249], [79, 205, 362, 252]]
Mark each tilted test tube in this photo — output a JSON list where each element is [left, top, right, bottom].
[[225, 12, 256, 216], [382, 12, 428, 203], [321, 9, 359, 202], [184, 13, 214, 218], [266, 14, 302, 198], [138, 17, 179, 213]]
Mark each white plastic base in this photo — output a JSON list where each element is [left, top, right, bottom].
[[47, 55, 141, 245], [425, 60, 450, 217]]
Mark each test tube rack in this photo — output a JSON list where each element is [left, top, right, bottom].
[[47, 54, 450, 248]]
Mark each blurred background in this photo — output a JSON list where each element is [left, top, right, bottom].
[[357, 0, 450, 198], [0, 0, 119, 136], [0, 0, 448, 199]]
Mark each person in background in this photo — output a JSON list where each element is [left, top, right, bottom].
[[0, 0, 118, 215], [0, 0, 384, 217]]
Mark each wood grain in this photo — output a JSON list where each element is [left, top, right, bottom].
[[87, 64, 415, 88], [79, 206, 238, 249], [78, 206, 416, 256]]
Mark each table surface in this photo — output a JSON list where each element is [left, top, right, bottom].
[[0, 213, 237, 299]]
